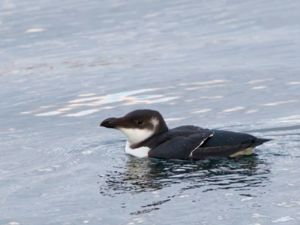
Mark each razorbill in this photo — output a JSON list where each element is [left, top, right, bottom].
[[100, 109, 270, 160]]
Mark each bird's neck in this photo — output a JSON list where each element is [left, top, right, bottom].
[[130, 128, 168, 149]]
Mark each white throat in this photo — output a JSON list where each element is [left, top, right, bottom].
[[118, 128, 154, 145], [118, 118, 159, 158], [125, 141, 150, 158]]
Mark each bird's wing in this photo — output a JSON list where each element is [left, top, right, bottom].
[[190, 130, 267, 160], [148, 129, 213, 159], [190, 144, 253, 160]]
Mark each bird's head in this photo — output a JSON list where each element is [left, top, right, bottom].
[[100, 109, 168, 145]]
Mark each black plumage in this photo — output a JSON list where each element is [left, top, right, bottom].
[[147, 127, 269, 160], [100, 109, 270, 160]]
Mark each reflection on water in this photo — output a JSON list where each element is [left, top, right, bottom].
[[21, 88, 181, 117], [99, 156, 270, 196], [99, 156, 270, 216]]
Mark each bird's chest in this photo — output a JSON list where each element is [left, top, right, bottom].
[[125, 141, 150, 158]]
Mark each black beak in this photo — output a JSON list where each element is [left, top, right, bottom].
[[100, 117, 118, 128]]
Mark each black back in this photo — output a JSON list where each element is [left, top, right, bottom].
[[147, 126, 213, 159], [146, 126, 269, 160]]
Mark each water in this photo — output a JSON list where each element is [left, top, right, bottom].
[[1, 0, 300, 224]]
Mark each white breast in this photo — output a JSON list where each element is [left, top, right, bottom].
[[125, 141, 150, 158]]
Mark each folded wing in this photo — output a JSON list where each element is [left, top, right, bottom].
[[148, 126, 213, 159]]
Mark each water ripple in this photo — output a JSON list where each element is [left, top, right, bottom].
[[99, 156, 270, 197]]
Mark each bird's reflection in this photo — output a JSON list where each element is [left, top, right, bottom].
[[99, 155, 270, 197]]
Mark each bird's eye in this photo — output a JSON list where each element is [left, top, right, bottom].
[[135, 120, 144, 125]]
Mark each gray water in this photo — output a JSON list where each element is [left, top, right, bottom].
[[1, 0, 300, 224]]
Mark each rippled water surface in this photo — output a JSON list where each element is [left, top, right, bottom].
[[1, 0, 300, 224]]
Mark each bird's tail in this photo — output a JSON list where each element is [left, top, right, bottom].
[[254, 138, 272, 146]]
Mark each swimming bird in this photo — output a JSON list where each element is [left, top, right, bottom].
[[100, 109, 270, 160]]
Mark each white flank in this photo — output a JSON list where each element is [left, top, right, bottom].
[[230, 147, 254, 158], [125, 141, 150, 158]]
